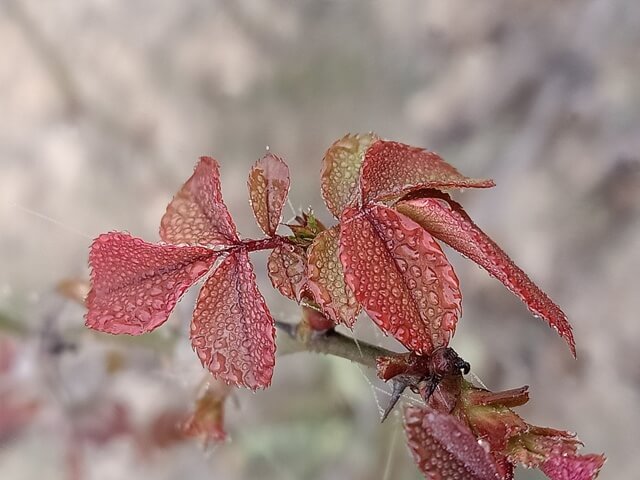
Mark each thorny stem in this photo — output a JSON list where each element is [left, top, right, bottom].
[[4, 309, 457, 420], [275, 320, 471, 422], [0, 309, 396, 367], [214, 235, 294, 254], [240, 236, 290, 252], [275, 320, 398, 369]]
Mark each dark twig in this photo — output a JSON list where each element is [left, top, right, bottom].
[[275, 320, 397, 369], [275, 321, 472, 422]]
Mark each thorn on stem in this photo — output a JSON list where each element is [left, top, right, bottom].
[[381, 377, 410, 423]]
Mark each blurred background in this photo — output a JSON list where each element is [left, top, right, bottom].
[[1, 0, 639, 478]]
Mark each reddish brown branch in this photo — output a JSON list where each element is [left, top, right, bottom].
[[275, 320, 397, 369]]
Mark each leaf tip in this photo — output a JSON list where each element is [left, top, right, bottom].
[[248, 153, 291, 236]]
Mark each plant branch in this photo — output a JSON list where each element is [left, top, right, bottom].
[[275, 320, 398, 369]]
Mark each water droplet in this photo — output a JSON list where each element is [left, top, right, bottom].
[[149, 286, 163, 296]]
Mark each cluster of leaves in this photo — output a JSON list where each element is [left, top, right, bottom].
[[377, 350, 604, 479], [85, 133, 602, 479]]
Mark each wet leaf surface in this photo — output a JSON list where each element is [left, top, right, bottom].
[[267, 244, 308, 301], [248, 153, 290, 236], [340, 205, 461, 354], [396, 195, 575, 356], [307, 226, 360, 327], [541, 454, 606, 480], [321, 132, 378, 217], [404, 406, 501, 480], [191, 249, 276, 389], [160, 157, 239, 246], [86, 232, 216, 335], [360, 140, 494, 203]]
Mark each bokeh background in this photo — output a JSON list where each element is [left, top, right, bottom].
[[1, 1, 639, 478]]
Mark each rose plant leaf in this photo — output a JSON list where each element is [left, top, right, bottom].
[[404, 406, 502, 480], [360, 140, 495, 203], [508, 426, 582, 468], [321, 132, 378, 217], [507, 426, 604, 479], [86, 232, 217, 335], [307, 225, 360, 327], [396, 195, 576, 356], [190, 249, 276, 390], [160, 156, 239, 246], [248, 153, 291, 236], [541, 454, 606, 480], [340, 205, 462, 354], [267, 244, 308, 302]]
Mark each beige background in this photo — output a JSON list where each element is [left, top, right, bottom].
[[1, 1, 639, 478]]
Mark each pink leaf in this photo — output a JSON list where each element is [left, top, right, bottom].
[[307, 226, 360, 327], [396, 195, 576, 356], [404, 406, 501, 480], [267, 244, 308, 301], [340, 205, 461, 354], [321, 132, 379, 217], [86, 232, 216, 335], [248, 153, 291, 236], [507, 425, 605, 479], [160, 157, 239, 246], [191, 249, 276, 389], [507, 426, 584, 468], [541, 454, 605, 480], [360, 140, 494, 203]]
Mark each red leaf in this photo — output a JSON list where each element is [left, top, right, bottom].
[[86, 232, 216, 335], [507, 425, 605, 479], [267, 244, 308, 301], [339, 205, 461, 354], [160, 157, 239, 246], [360, 140, 494, 203], [248, 153, 291, 236], [541, 454, 605, 480], [321, 132, 378, 217], [307, 226, 360, 327], [191, 249, 276, 389], [396, 195, 576, 356], [404, 406, 501, 480]]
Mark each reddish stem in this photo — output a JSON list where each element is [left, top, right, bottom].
[[240, 236, 289, 252], [217, 235, 291, 254]]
